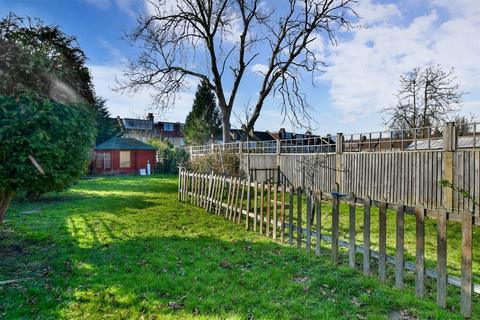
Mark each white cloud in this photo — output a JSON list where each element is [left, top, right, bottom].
[[83, 0, 138, 18], [322, 0, 480, 124], [251, 63, 268, 75]]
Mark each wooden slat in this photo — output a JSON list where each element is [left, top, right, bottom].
[[331, 184, 339, 263], [178, 169, 182, 201], [266, 183, 271, 237], [273, 183, 278, 240], [395, 203, 405, 289], [297, 187, 302, 249], [363, 196, 371, 275], [253, 182, 258, 231], [379, 201, 387, 283], [259, 183, 265, 235], [281, 185, 285, 241], [461, 211, 473, 317], [234, 177, 241, 221], [349, 194, 356, 268], [437, 208, 447, 308], [315, 192, 322, 256], [225, 178, 233, 219], [416, 207, 425, 298], [206, 173, 214, 211], [289, 187, 294, 245], [245, 177, 251, 230], [237, 179, 246, 224], [306, 189, 312, 252]]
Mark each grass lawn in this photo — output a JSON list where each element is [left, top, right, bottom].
[[0, 175, 471, 319]]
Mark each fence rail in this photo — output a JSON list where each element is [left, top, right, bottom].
[[185, 122, 480, 156], [178, 170, 478, 318]]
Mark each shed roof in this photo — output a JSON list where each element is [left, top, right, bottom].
[[95, 137, 156, 150]]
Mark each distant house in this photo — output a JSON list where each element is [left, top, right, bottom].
[[93, 136, 156, 175], [229, 129, 275, 142], [118, 113, 186, 147]]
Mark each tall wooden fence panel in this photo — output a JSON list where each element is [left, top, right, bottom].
[[243, 149, 478, 215]]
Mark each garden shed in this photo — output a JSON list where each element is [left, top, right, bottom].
[[94, 136, 156, 175]]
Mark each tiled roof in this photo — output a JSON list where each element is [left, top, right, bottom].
[[95, 137, 156, 150]]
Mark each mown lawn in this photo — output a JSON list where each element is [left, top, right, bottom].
[[0, 175, 469, 319]]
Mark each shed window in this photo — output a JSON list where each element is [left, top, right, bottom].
[[104, 152, 111, 169], [164, 123, 174, 131], [96, 153, 103, 168], [120, 151, 131, 168]]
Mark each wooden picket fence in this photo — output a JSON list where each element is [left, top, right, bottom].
[[178, 169, 478, 318]]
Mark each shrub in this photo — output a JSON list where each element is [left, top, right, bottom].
[[188, 151, 241, 176], [0, 93, 96, 222], [148, 138, 189, 174]]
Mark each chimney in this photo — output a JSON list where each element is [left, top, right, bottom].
[[146, 113, 154, 122]]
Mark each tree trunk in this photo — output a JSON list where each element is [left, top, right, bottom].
[[0, 192, 14, 224], [221, 108, 232, 143]]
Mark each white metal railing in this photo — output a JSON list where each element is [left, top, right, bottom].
[[345, 125, 444, 152], [184, 122, 478, 156], [280, 136, 335, 154]]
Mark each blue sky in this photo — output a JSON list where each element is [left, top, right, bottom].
[[1, 0, 479, 135]]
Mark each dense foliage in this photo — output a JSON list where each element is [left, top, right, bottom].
[[183, 79, 221, 145], [148, 138, 189, 174], [0, 13, 118, 144], [0, 13, 95, 103], [0, 93, 96, 222], [94, 97, 121, 144]]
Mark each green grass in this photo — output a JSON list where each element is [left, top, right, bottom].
[[0, 175, 470, 319]]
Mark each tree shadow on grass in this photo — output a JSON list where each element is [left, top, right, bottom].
[[1, 232, 463, 320]]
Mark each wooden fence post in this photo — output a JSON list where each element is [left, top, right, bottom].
[[260, 183, 265, 235], [335, 133, 344, 192], [415, 207, 425, 298], [281, 185, 286, 242], [442, 122, 456, 211], [331, 183, 339, 264], [348, 193, 356, 268], [461, 211, 473, 317], [437, 208, 447, 308], [297, 187, 302, 248], [363, 196, 371, 275], [253, 182, 258, 231], [306, 188, 312, 252], [379, 201, 387, 283], [395, 203, 405, 289], [315, 191, 322, 256], [273, 183, 278, 240], [288, 187, 294, 245], [266, 183, 271, 236]]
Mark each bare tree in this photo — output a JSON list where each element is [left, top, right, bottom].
[[454, 113, 476, 136], [383, 65, 464, 131], [117, 0, 357, 142]]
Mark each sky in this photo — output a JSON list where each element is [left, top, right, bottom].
[[1, 0, 479, 136]]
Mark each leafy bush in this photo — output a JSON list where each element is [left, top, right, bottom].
[[0, 93, 96, 222], [148, 138, 189, 174], [189, 151, 241, 176]]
